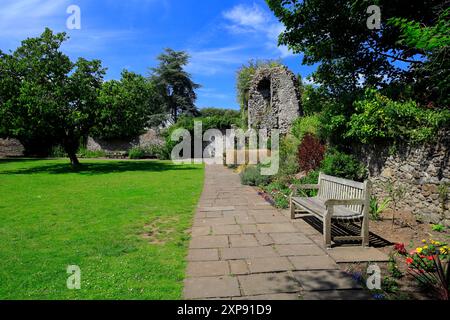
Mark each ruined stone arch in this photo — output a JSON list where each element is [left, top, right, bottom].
[[247, 66, 301, 134]]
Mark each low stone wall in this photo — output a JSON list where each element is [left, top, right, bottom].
[[358, 130, 450, 226], [0, 138, 24, 157], [86, 129, 164, 154]]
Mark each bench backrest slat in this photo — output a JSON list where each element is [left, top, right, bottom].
[[318, 173, 368, 214]]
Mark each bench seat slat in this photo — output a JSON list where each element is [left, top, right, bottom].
[[291, 197, 363, 219]]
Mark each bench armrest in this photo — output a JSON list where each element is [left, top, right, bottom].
[[325, 199, 365, 206], [290, 184, 319, 197]]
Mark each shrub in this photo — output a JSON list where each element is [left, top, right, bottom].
[[240, 165, 272, 187], [50, 145, 67, 158], [298, 134, 326, 172], [77, 147, 107, 159], [320, 149, 367, 182], [291, 115, 320, 141], [277, 134, 300, 178], [347, 89, 450, 144], [370, 196, 391, 221], [128, 147, 147, 159]]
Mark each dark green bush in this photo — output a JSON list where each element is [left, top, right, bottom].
[[291, 115, 320, 141], [128, 147, 147, 159], [347, 89, 450, 144], [77, 147, 107, 159], [240, 165, 272, 186], [320, 149, 367, 182]]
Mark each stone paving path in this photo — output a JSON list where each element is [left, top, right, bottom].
[[183, 165, 382, 300]]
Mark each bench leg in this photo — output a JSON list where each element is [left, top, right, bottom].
[[323, 213, 332, 249], [361, 216, 369, 247], [290, 198, 296, 219]]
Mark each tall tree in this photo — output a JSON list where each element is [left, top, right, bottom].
[[0, 28, 105, 166], [150, 49, 200, 123], [266, 0, 447, 102]]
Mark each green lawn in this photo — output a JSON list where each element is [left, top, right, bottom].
[[0, 159, 204, 300]]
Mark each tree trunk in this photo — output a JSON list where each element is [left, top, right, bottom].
[[68, 151, 80, 167]]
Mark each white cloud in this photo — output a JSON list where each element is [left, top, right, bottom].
[[186, 46, 249, 76], [222, 3, 292, 58]]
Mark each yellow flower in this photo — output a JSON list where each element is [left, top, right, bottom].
[[416, 247, 423, 254], [422, 239, 427, 243], [440, 246, 449, 255], [423, 245, 428, 250]]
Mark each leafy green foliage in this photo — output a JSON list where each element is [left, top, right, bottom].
[[291, 115, 320, 142], [276, 134, 300, 180], [370, 196, 391, 221], [266, 0, 443, 96], [240, 165, 272, 187], [0, 28, 105, 166], [128, 147, 148, 159], [77, 148, 107, 159], [389, 8, 450, 51], [432, 224, 446, 233], [95, 71, 163, 139], [346, 90, 450, 144], [150, 49, 200, 123], [320, 149, 367, 182]]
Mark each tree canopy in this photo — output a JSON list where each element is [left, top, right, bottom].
[[266, 0, 449, 107], [0, 28, 105, 165], [150, 49, 200, 123]]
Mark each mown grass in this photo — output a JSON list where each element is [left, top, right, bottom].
[[0, 159, 204, 300]]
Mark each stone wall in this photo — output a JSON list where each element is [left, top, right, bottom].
[[87, 129, 164, 153], [247, 66, 301, 134], [0, 138, 24, 157], [358, 130, 450, 226]]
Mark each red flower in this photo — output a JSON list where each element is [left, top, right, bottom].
[[426, 256, 434, 261], [394, 243, 407, 255], [406, 257, 413, 265]]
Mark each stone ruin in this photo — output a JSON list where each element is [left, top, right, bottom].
[[247, 66, 301, 134]]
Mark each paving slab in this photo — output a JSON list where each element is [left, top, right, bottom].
[[241, 224, 258, 234], [233, 293, 302, 300], [303, 290, 371, 300], [238, 273, 300, 296], [184, 277, 241, 299], [269, 233, 313, 245], [221, 246, 278, 260], [212, 225, 242, 235], [255, 233, 275, 246], [198, 206, 235, 212], [187, 249, 219, 261], [194, 217, 236, 227], [229, 260, 249, 275], [289, 255, 339, 271], [275, 244, 327, 257], [292, 270, 362, 291], [257, 223, 298, 233], [235, 215, 256, 225], [187, 261, 230, 277], [246, 257, 293, 273], [327, 247, 389, 263], [229, 235, 259, 247], [191, 226, 211, 237], [189, 236, 229, 249], [253, 214, 290, 223]]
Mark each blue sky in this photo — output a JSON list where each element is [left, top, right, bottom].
[[0, 0, 317, 109]]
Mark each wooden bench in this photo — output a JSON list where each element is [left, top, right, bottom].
[[290, 173, 371, 248]]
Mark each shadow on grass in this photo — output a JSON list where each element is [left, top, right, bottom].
[[0, 159, 201, 175], [302, 216, 393, 248]]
